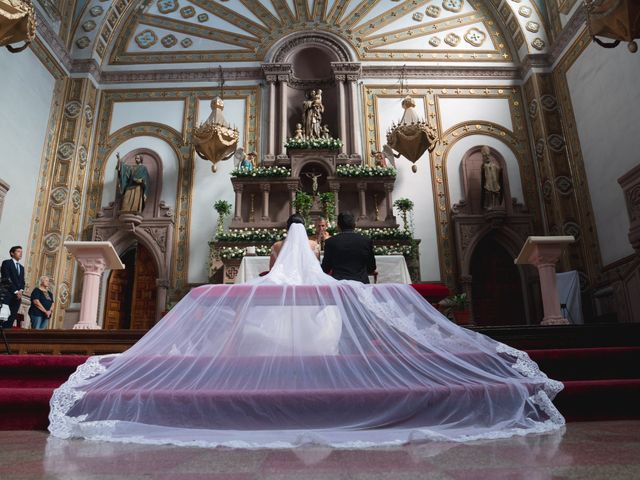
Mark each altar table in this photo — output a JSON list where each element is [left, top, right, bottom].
[[235, 255, 412, 284]]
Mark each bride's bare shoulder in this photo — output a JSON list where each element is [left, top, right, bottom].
[[272, 240, 284, 252]]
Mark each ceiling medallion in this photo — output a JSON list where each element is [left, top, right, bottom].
[[464, 28, 486, 47], [426, 5, 441, 18], [180, 6, 195, 18], [518, 6, 532, 18], [161, 34, 178, 48], [444, 33, 461, 47], [135, 29, 158, 49], [442, 0, 464, 14], [89, 6, 104, 17], [82, 20, 96, 32], [180, 37, 193, 48], [157, 0, 179, 15], [75, 36, 90, 49], [197, 13, 209, 22], [429, 37, 441, 47], [412, 12, 424, 22], [526, 21, 540, 33], [531, 37, 545, 51]]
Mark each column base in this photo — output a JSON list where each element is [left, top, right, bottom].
[[73, 322, 101, 330], [540, 316, 570, 325]]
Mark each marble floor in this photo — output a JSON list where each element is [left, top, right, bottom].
[[0, 422, 639, 479]]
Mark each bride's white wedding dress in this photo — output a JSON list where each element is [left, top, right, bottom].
[[49, 224, 565, 448]]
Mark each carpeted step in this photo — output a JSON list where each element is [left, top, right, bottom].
[[528, 347, 640, 381], [0, 387, 54, 430], [554, 379, 640, 422], [0, 355, 88, 387]]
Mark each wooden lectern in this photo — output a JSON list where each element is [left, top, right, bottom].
[[515, 236, 575, 325], [64, 241, 124, 330]]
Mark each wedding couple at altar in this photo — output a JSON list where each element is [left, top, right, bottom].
[[48, 213, 566, 448]]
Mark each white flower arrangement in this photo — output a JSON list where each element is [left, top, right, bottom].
[[357, 227, 412, 240], [230, 166, 291, 177], [373, 244, 413, 256], [217, 245, 271, 259], [336, 165, 397, 177], [215, 228, 287, 242], [285, 137, 343, 150]]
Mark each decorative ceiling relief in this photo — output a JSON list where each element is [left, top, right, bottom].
[[68, 0, 548, 65]]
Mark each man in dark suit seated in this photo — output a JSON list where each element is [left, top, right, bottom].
[[1, 246, 26, 328], [322, 212, 376, 283]]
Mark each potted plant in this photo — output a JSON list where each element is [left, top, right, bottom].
[[213, 200, 232, 237], [393, 198, 414, 233], [439, 293, 471, 325], [318, 191, 336, 225]]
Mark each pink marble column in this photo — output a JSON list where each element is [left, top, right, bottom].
[[233, 183, 243, 221], [349, 81, 362, 157], [336, 77, 347, 153], [279, 81, 289, 154], [357, 182, 367, 221], [384, 183, 394, 220], [287, 183, 297, 216], [267, 80, 277, 154], [329, 181, 340, 216], [515, 236, 575, 325], [64, 241, 124, 330], [261, 183, 270, 221]]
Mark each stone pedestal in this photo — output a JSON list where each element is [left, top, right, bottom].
[[64, 241, 124, 330], [515, 236, 574, 325]]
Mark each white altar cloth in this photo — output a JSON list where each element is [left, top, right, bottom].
[[236, 255, 412, 284]]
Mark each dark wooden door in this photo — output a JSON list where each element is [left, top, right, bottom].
[[103, 245, 157, 330], [471, 236, 526, 326]]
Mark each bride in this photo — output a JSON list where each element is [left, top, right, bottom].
[[49, 216, 565, 448]]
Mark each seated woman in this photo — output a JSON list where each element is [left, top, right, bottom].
[[269, 213, 320, 269], [29, 275, 54, 329]]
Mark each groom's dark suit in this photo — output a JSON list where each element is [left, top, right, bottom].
[[322, 230, 376, 283], [1, 258, 25, 328]]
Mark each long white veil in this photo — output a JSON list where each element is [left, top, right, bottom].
[[49, 223, 565, 448]]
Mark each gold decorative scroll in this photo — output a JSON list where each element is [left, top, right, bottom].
[[0, 0, 36, 53]]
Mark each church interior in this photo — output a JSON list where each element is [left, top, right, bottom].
[[0, 0, 640, 478]]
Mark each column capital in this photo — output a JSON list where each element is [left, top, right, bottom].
[[331, 62, 362, 81], [232, 183, 244, 193], [329, 181, 341, 192], [260, 183, 271, 192], [261, 63, 292, 83], [356, 182, 368, 191]]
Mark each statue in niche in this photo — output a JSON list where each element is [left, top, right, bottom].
[[246, 151, 259, 169], [294, 124, 304, 140], [303, 171, 323, 197], [480, 146, 504, 210], [302, 89, 325, 139], [116, 152, 150, 214]]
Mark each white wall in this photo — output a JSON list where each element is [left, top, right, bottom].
[[376, 96, 440, 281], [188, 98, 247, 283], [0, 49, 55, 262], [438, 97, 513, 133], [445, 135, 524, 206], [566, 42, 640, 265], [110, 100, 185, 134]]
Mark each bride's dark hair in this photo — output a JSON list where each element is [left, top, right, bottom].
[[286, 213, 305, 229]]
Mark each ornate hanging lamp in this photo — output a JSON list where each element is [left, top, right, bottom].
[[385, 66, 438, 173], [192, 66, 240, 173], [584, 0, 640, 53], [0, 0, 36, 53]]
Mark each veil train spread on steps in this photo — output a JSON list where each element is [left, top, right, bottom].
[[49, 224, 565, 448]]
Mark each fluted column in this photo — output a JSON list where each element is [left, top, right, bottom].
[[384, 183, 394, 220], [267, 79, 277, 154], [329, 181, 340, 216], [287, 182, 298, 216], [357, 182, 367, 220], [349, 80, 362, 157], [279, 80, 289, 153], [233, 183, 243, 221], [336, 77, 347, 153], [261, 183, 271, 221]]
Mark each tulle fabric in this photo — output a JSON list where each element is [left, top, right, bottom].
[[49, 224, 565, 448]]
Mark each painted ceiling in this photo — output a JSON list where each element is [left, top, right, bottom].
[[69, 0, 549, 66]]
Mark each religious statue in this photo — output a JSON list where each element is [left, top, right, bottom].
[[321, 125, 331, 139], [246, 151, 259, 169], [116, 153, 150, 214], [294, 123, 304, 140], [304, 171, 323, 196], [480, 146, 503, 210], [372, 151, 388, 168], [302, 89, 325, 139]]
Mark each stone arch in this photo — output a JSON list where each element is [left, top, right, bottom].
[[267, 30, 355, 64]]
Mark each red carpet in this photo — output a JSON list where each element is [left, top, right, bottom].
[[0, 347, 639, 431]]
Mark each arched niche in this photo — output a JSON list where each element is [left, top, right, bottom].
[[113, 148, 164, 218], [460, 145, 513, 215]]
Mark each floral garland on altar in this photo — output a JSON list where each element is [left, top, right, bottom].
[[215, 228, 287, 242], [336, 165, 397, 177], [373, 244, 413, 256], [217, 245, 272, 259], [284, 137, 343, 150], [357, 227, 412, 240], [230, 166, 291, 177]]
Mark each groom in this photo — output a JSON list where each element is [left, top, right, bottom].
[[322, 212, 376, 283]]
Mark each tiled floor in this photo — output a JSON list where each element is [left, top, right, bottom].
[[0, 422, 639, 479]]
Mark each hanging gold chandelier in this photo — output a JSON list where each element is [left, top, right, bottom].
[[584, 0, 640, 53], [192, 67, 240, 173], [384, 67, 438, 173], [0, 0, 36, 53]]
